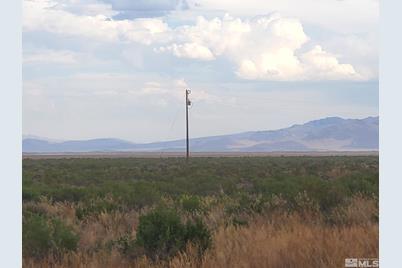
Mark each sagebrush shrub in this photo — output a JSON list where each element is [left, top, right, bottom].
[[23, 214, 52, 258], [184, 218, 212, 257], [23, 214, 79, 259], [135, 209, 186, 260], [135, 208, 211, 260], [51, 218, 79, 253]]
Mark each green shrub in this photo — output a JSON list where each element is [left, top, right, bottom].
[[76, 198, 119, 220], [51, 218, 80, 253], [185, 218, 212, 256], [23, 214, 52, 258], [339, 174, 378, 196], [23, 214, 79, 259], [113, 182, 161, 209], [22, 187, 40, 202], [135, 209, 186, 260], [46, 187, 89, 203], [134, 208, 211, 260]]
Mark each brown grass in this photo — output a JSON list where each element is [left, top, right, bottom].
[[181, 217, 377, 268], [23, 196, 378, 268]]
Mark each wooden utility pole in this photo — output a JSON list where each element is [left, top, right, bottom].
[[185, 89, 191, 159]]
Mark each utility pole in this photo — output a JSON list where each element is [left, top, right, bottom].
[[185, 89, 191, 160]]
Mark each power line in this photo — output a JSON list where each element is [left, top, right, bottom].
[[159, 106, 181, 158]]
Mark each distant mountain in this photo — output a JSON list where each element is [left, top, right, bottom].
[[22, 135, 64, 143], [23, 138, 137, 153], [23, 116, 379, 153]]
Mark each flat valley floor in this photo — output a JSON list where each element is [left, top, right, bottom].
[[22, 155, 378, 267]]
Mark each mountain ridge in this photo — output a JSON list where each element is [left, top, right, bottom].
[[23, 116, 379, 153]]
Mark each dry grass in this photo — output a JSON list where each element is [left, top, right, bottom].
[[23, 196, 378, 268], [179, 217, 377, 268]]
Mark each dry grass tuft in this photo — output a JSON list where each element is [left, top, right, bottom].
[[23, 200, 378, 268]]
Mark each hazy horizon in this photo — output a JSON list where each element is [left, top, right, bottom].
[[23, 114, 379, 143]]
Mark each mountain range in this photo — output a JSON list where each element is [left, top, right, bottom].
[[23, 116, 379, 153]]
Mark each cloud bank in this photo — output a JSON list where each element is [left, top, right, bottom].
[[24, 0, 364, 81], [157, 14, 359, 80]]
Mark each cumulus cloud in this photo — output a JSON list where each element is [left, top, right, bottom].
[[158, 14, 360, 80], [23, 1, 364, 81], [300, 46, 359, 80], [156, 42, 215, 60]]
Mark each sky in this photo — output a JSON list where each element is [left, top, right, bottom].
[[22, 0, 379, 143]]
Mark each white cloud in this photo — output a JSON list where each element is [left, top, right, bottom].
[[320, 33, 378, 80], [23, 0, 171, 44], [190, 0, 378, 34], [159, 14, 359, 80], [300, 46, 359, 80], [157, 42, 215, 61], [23, 0, 371, 81]]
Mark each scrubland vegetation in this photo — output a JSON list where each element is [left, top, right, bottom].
[[22, 156, 378, 267]]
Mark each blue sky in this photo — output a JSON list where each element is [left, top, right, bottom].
[[22, 0, 378, 142]]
